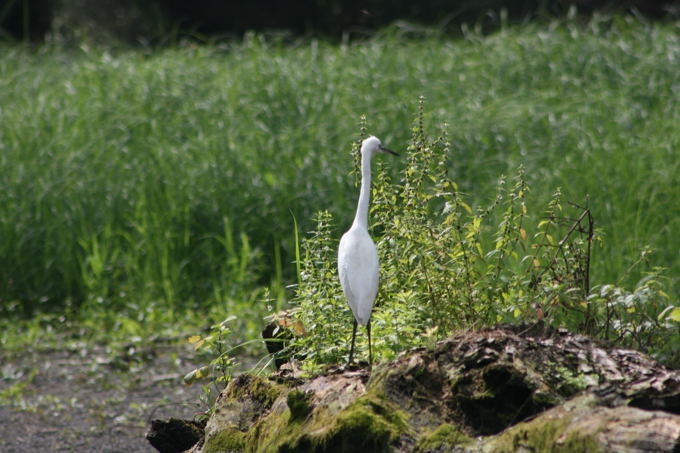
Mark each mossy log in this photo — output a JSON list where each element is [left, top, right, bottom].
[[163, 325, 680, 453]]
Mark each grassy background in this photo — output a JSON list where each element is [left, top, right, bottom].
[[1, 16, 678, 344]]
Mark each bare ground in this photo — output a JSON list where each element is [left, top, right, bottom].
[[0, 338, 213, 453]]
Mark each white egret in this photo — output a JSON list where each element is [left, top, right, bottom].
[[338, 136, 397, 364]]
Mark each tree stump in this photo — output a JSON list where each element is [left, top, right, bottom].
[[154, 325, 680, 453]]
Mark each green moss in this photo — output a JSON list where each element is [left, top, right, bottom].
[[209, 372, 411, 453], [203, 428, 246, 453], [226, 374, 282, 411], [244, 400, 295, 453], [415, 423, 472, 452], [557, 431, 603, 453], [486, 418, 564, 453], [249, 376, 282, 407], [266, 392, 407, 453], [321, 397, 403, 452], [485, 411, 602, 453], [350, 393, 409, 433], [287, 390, 312, 421]]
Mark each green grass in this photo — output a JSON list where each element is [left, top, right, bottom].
[[1, 16, 679, 348]]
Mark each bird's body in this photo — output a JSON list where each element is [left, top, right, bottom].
[[338, 223, 379, 326], [338, 136, 396, 364]]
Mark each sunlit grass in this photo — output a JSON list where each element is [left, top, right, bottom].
[[0, 15, 678, 347]]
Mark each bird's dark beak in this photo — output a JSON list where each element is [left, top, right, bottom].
[[379, 144, 399, 156]]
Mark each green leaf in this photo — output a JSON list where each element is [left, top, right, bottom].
[[666, 307, 680, 323], [459, 201, 473, 215]]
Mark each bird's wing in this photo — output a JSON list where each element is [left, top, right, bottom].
[[338, 229, 379, 325], [338, 234, 355, 301]]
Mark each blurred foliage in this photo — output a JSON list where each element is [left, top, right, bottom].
[[2, 0, 678, 43], [0, 0, 52, 41]]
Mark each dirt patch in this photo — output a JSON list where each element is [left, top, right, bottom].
[[0, 340, 210, 453]]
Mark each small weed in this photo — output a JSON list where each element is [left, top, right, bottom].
[[183, 316, 240, 400]]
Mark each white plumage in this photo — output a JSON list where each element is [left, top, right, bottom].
[[338, 223, 379, 326], [338, 136, 397, 364]]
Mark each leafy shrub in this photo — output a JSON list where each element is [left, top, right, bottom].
[[289, 99, 679, 369], [185, 98, 678, 393]]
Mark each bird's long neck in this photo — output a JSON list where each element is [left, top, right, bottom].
[[352, 151, 372, 229]]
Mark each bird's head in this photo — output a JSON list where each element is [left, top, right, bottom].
[[361, 136, 398, 156]]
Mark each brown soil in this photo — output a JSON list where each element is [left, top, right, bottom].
[[0, 339, 210, 453]]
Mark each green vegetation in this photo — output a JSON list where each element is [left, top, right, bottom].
[[292, 102, 678, 368], [287, 390, 313, 421], [1, 17, 679, 366], [204, 375, 408, 453], [485, 396, 603, 453], [415, 423, 472, 452], [204, 430, 246, 453]]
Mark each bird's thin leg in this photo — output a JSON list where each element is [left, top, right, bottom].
[[349, 319, 358, 364], [367, 320, 372, 366]]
